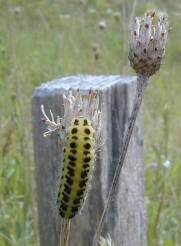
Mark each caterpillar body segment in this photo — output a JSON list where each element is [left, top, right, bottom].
[[57, 117, 95, 219]]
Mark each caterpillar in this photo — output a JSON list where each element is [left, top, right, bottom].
[[57, 117, 95, 219]]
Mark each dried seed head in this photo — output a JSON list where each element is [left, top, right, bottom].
[[97, 20, 107, 30], [92, 43, 101, 61], [41, 89, 102, 148], [62, 89, 101, 144], [128, 11, 169, 77]]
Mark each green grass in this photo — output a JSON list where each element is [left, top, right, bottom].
[[0, 0, 180, 245]]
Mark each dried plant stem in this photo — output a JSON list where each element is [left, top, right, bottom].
[[92, 74, 149, 246], [60, 219, 71, 246]]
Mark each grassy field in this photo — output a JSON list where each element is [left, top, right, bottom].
[[0, 0, 180, 245]]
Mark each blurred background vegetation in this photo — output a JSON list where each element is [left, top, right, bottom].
[[0, 0, 180, 245]]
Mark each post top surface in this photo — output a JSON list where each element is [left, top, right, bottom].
[[33, 75, 137, 96]]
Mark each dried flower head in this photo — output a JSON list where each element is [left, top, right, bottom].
[[92, 43, 101, 61], [128, 11, 169, 77], [97, 20, 107, 30], [41, 88, 102, 149]]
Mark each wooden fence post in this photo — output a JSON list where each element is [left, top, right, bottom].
[[31, 75, 146, 246]]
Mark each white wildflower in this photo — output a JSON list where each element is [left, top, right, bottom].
[[98, 20, 107, 30], [162, 160, 172, 169], [99, 235, 115, 246]]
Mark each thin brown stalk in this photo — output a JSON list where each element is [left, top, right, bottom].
[[60, 219, 71, 246], [92, 74, 149, 246]]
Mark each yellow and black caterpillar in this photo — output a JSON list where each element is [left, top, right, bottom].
[[57, 117, 95, 219]]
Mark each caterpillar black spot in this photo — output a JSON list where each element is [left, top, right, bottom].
[[57, 117, 95, 219]]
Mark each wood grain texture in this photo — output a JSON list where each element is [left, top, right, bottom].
[[31, 75, 146, 246]]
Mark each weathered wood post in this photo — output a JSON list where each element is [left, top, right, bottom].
[[32, 75, 146, 246]]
